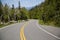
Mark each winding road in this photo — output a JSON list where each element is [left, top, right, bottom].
[[0, 20, 60, 40]]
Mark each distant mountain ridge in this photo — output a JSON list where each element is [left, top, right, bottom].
[[26, 7, 33, 10]]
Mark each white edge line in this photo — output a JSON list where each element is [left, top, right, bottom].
[[36, 23, 60, 40]]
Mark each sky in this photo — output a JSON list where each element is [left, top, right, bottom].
[[1, 0, 44, 8]]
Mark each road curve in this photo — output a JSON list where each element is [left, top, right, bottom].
[[20, 22, 28, 40], [24, 20, 60, 40], [0, 22, 26, 40], [0, 20, 60, 40]]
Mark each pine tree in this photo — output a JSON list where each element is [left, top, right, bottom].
[[0, 0, 3, 24], [10, 4, 15, 20], [18, 1, 20, 9]]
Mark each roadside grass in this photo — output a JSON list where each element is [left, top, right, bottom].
[[0, 20, 28, 28], [0, 24, 5, 28], [39, 20, 60, 27], [0, 21, 17, 28], [18, 20, 21, 23], [39, 20, 45, 25]]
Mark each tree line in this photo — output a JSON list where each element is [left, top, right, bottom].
[[0, 0, 60, 27], [29, 0, 60, 27], [0, 0, 28, 24]]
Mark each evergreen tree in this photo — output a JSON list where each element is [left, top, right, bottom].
[[18, 1, 20, 9], [29, 0, 60, 26], [20, 7, 28, 20], [2, 4, 9, 22], [0, 0, 3, 24], [10, 4, 15, 20]]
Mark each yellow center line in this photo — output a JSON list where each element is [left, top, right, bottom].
[[20, 22, 28, 40]]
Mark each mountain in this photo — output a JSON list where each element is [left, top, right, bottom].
[[26, 7, 33, 10]]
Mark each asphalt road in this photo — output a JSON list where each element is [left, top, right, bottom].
[[0, 21, 26, 40], [0, 20, 60, 40]]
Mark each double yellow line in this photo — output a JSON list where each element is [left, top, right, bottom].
[[20, 22, 28, 40]]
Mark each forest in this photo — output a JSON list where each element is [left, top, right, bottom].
[[29, 0, 60, 27], [0, 0, 60, 27]]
